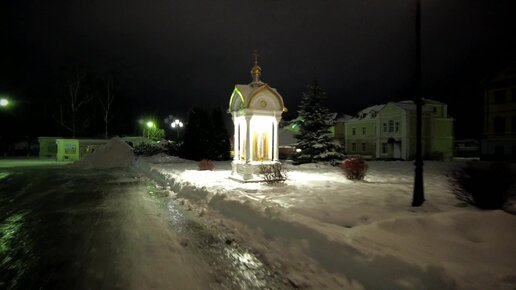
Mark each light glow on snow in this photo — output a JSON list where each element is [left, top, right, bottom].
[[139, 156, 516, 290]]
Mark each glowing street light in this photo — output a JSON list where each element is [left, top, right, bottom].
[[146, 121, 155, 128], [0, 98, 9, 107], [170, 119, 183, 138]]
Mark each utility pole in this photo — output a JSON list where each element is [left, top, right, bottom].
[[412, 0, 425, 206]]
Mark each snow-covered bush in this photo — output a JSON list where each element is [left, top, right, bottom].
[[452, 162, 514, 209], [340, 158, 368, 180], [198, 159, 214, 171], [133, 143, 162, 156], [162, 141, 182, 156], [258, 163, 288, 184]]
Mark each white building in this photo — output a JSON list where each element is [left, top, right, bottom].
[[228, 55, 287, 181]]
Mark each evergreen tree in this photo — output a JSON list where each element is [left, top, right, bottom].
[[180, 107, 213, 160], [210, 108, 231, 160], [293, 81, 343, 164], [180, 107, 231, 161]]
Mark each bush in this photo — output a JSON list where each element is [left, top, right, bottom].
[[198, 159, 214, 171], [162, 141, 182, 156], [133, 143, 162, 156], [258, 163, 288, 184], [340, 158, 368, 180], [452, 162, 514, 209]]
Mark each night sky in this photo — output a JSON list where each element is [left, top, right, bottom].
[[2, 0, 516, 139]]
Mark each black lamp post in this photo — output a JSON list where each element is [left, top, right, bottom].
[[412, 0, 425, 206]]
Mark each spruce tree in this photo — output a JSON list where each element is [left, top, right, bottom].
[[181, 107, 213, 160], [293, 81, 343, 164], [180, 107, 231, 161], [210, 108, 231, 160]]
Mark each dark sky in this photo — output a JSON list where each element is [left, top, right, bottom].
[[2, 0, 516, 138]]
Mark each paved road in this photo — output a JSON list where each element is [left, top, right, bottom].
[[0, 164, 287, 290]]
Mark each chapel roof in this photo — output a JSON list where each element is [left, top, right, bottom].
[[229, 52, 287, 112]]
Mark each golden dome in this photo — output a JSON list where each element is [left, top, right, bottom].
[[251, 50, 262, 83]]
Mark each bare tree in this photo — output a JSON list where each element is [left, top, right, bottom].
[[98, 76, 115, 139], [58, 69, 94, 137]]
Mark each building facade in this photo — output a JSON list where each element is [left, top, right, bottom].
[[481, 65, 516, 160], [339, 100, 454, 160]]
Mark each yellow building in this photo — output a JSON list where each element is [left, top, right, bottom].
[[338, 100, 454, 160]]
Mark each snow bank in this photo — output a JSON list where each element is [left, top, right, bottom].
[[136, 157, 516, 290], [139, 153, 189, 164], [73, 137, 134, 169], [349, 210, 516, 290]]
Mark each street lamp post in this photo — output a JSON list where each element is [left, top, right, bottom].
[[171, 119, 183, 139], [412, 0, 425, 207]]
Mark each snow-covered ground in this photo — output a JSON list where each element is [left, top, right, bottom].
[[136, 156, 516, 290]]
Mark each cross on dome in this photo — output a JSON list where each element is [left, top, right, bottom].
[[250, 49, 262, 85]]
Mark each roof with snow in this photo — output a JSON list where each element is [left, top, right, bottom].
[[348, 99, 445, 121], [335, 114, 354, 123], [229, 83, 287, 113], [228, 58, 287, 113]]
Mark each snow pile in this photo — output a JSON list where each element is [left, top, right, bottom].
[[74, 137, 134, 169], [139, 153, 188, 164], [137, 158, 516, 290]]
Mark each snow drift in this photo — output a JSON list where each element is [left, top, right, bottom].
[[73, 137, 134, 169], [135, 157, 516, 290]]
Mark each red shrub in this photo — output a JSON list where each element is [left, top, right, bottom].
[[198, 159, 214, 171], [340, 158, 368, 180]]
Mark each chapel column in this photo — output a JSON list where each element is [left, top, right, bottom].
[[274, 116, 280, 161], [245, 115, 252, 162], [233, 115, 239, 161]]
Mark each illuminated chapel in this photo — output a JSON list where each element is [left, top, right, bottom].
[[228, 54, 287, 181]]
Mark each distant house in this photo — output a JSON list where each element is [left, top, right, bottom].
[[38, 136, 152, 161], [336, 100, 454, 160], [481, 65, 516, 161], [333, 114, 353, 145]]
